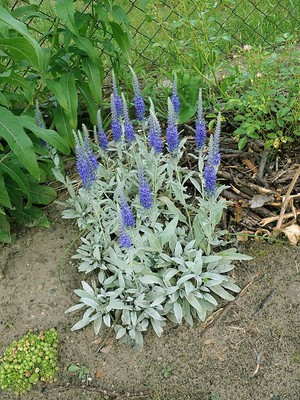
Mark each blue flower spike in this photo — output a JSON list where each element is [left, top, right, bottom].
[[73, 127, 98, 190], [96, 109, 109, 151], [148, 98, 163, 154], [212, 112, 221, 167], [195, 88, 206, 150], [166, 97, 179, 154], [204, 135, 217, 196], [171, 74, 180, 117], [120, 195, 135, 228], [129, 66, 146, 122], [121, 93, 136, 144], [138, 168, 152, 209], [111, 94, 122, 142], [112, 70, 123, 117], [119, 223, 132, 248]]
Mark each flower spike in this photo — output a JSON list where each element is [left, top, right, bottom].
[[111, 94, 122, 142], [112, 71, 123, 117], [96, 109, 109, 150], [166, 97, 179, 154], [171, 74, 180, 116], [195, 88, 206, 150], [129, 66, 145, 122], [121, 93, 135, 144]]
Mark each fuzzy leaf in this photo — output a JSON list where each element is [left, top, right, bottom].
[[71, 318, 91, 331]]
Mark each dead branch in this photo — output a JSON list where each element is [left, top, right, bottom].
[[272, 165, 300, 236]]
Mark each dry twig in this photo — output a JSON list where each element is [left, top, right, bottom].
[[272, 165, 300, 236]]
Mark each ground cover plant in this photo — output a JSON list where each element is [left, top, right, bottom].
[[55, 73, 252, 350], [0, 328, 58, 395]]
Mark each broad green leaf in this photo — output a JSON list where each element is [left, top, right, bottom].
[[179, 104, 197, 124], [3, 168, 31, 209], [12, 4, 39, 20], [0, 37, 40, 69], [9, 205, 50, 227], [110, 21, 131, 62], [0, 7, 44, 72], [19, 115, 70, 154], [0, 213, 11, 243], [55, 0, 79, 36], [53, 106, 75, 147], [46, 80, 68, 111], [111, 5, 129, 26], [81, 58, 103, 104], [60, 72, 78, 129], [0, 107, 39, 178], [0, 74, 32, 92], [0, 92, 10, 108], [77, 80, 97, 126], [73, 36, 100, 65], [28, 182, 57, 205], [0, 171, 12, 209]]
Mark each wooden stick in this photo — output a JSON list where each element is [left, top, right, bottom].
[[272, 165, 300, 235], [218, 170, 274, 195], [260, 210, 300, 227]]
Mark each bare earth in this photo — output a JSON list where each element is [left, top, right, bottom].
[[0, 205, 299, 400]]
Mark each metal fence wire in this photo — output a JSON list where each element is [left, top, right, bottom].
[[9, 0, 300, 68]]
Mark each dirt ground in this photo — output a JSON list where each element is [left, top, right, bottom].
[[0, 204, 299, 400]]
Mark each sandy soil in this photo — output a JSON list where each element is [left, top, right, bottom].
[[0, 205, 299, 400]]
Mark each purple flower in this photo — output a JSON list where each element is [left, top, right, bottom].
[[96, 109, 109, 150], [212, 113, 221, 166], [74, 128, 98, 189], [171, 75, 180, 116], [149, 108, 163, 153], [129, 66, 145, 122], [120, 196, 135, 228], [119, 224, 132, 248], [112, 71, 123, 117], [195, 88, 206, 150], [204, 135, 217, 196], [204, 163, 216, 196], [166, 98, 179, 154], [138, 169, 152, 209], [82, 124, 98, 172], [122, 93, 136, 144], [75, 145, 90, 187], [111, 94, 122, 142]]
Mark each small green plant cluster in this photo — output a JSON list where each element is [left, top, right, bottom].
[[0, 328, 58, 395]]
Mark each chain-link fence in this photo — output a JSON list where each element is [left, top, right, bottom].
[[8, 0, 300, 70]]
